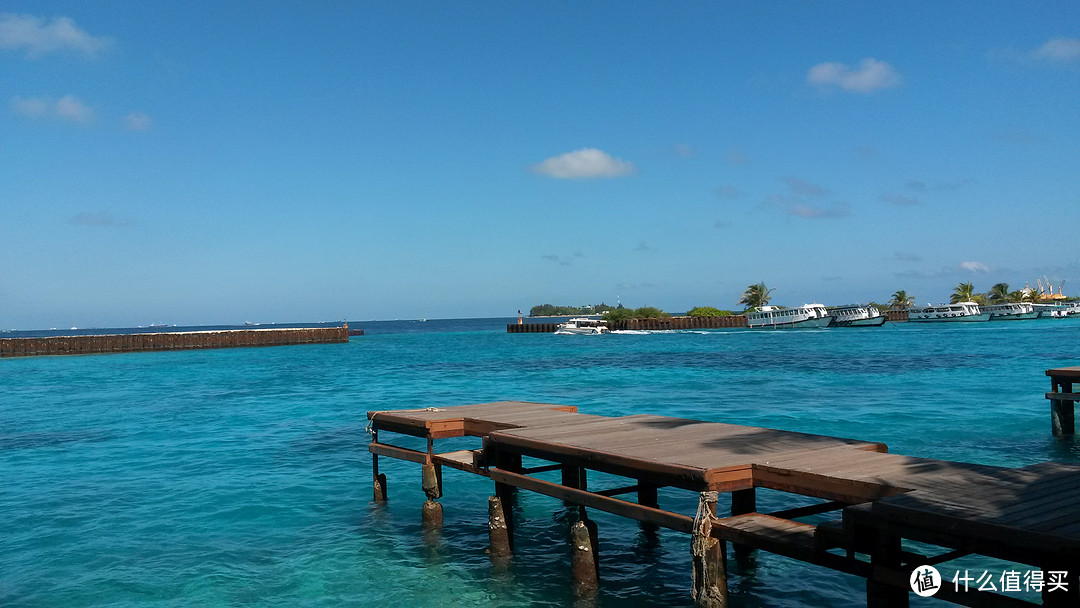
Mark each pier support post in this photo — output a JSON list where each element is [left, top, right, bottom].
[[570, 518, 599, 594], [493, 451, 522, 545], [731, 488, 757, 564], [488, 496, 512, 559], [421, 463, 443, 528], [562, 465, 586, 507], [372, 447, 387, 503], [691, 492, 728, 608], [866, 529, 907, 608], [1051, 379, 1074, 437]]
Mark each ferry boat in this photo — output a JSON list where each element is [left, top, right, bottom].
[[981, 302, 1038, 321], [746, 304, 833, 329], [1034, 302, 1080, 318], [1034, 303, 1072, 318], [907, 301, 990, 322], [827, 304, 887, 327], [554, 318, 610, 335]]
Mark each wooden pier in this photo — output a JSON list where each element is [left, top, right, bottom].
[[369, 401, 1080, 607], [0, 326, 348, 358], [1047, 366, 1080, 436]]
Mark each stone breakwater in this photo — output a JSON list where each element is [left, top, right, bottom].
[[0, 326, 348, 358]]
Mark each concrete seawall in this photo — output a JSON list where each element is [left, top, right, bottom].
[[507, 316, 748, 333], [0, 327, 349, 358]]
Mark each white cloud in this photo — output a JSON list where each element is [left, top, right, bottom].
[[787, 202, 850, 219], [55, 95, 93, 122], [531, 148, 635, 179], [12, 95, 94, 123], [1031, 37, 1080, 63], [0, 13, 112, 57], [960, 261, 990, 273], [714, 184, 740, 199], [11, 96, 48, 118], [784, 176, 825, 196], [69, 211, 126, 227], [880, 194, 920, 207], [124, 112, 152, 131], [807, 58, 901, 93]]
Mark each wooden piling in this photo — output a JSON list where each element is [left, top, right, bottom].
[[691, 492, 728, 608], [488, 495, 512, 558], [730, 488, 756, 562], [570, 519, 598, 593], [421, 463, 443, 528]]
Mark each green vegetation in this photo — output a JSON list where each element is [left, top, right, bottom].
[[738, 282, 773, 311], [529, 303, 616, 317], [601, 306, 671, 321], [951, 282, 980, 304], [687, 306, 733, 317], [889, 290, 914, 310]]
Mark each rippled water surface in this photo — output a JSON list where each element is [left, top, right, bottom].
[[3, 317, 1079, 606]]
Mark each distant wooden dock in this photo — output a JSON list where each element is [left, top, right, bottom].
[[369, 401, 1080, 607], [0, 326, 348, 358]]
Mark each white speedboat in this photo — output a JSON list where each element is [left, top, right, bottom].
[[982, 302, 1038, 321], [746, 304, 833, 329], [554, 318, 610, 335], [827, 304, 887, 327], [908, 301, 990, 322]]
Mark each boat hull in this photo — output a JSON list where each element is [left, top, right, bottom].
[[989, 312, 1040, 321], [830, 316, 888, 327], [907, 313, 991, 322], [554, 328, 608, 335], [749, 316, 834, 329]]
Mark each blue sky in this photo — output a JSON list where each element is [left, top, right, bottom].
[[2, 2, 1078, 328]]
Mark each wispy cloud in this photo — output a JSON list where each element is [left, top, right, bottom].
[[854, 146, 878, 159], [531, 148, 635, 179], [673, 143, 694, 157], [725, 148, 748, 165], [784, 176, 825, 196], [0, 13, 112, 58], [13, 95, 94, 123], [714, 184, 741, 199], [541, 251, 585, 266], [807, 58, 901, 93], [880, 194, 920, 207], [787, 202, 850, 219], [905, 178, 974, 192], [124, 112, 152, 131], [69, 211, 126, 227], [959, 261, 990, 273], [1031, 37, 1080, 63]]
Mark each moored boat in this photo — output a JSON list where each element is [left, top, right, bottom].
[[554, 318, 610, 335], [982, 302, 1038, 321], [908, 301, 990, 322], [746, 304, 833, 329], [1034, 303, 1073, 318], [827, 304, 887, 327]]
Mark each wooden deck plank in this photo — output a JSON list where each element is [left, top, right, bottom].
[[370, 399, 1080, 581]]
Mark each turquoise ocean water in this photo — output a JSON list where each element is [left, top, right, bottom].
[[3, 317, 1079, 607]]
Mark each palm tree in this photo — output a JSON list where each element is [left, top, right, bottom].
[[988, 283, 1010, 304], [738, 282, 774, 310], [951, 282, 976, 304], [889, 290, 914, 310]]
